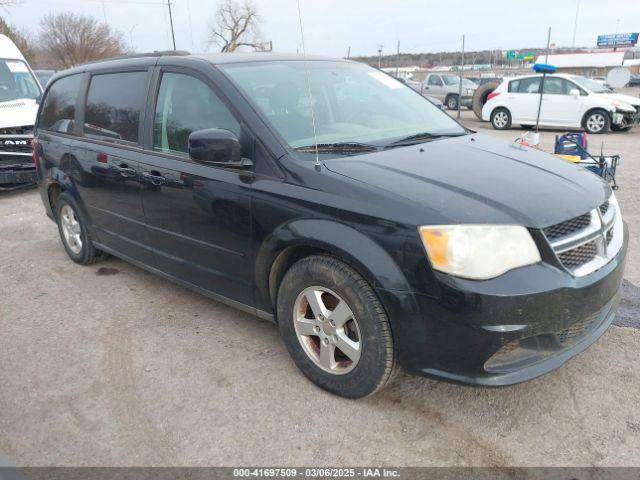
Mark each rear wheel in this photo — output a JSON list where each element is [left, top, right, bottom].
[[583, 109, 610, 134], [56, 192, 106, 265], [277, 255, 396, 398], [491, 108, 512, 130]]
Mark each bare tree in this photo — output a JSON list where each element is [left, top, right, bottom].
[[209, 0, 262, 53], [38, 13, 129, 69]]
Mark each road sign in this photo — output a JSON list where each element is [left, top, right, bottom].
[[597, 33, 639, 48]]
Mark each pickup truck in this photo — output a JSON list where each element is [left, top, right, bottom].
[[422, 73, 478, 110]]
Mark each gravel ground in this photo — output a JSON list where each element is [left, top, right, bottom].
[[0, 95, 639, 467]]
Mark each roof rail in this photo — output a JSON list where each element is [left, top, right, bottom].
[[111, 50, 191, 60], [78, 50, 191, 67]]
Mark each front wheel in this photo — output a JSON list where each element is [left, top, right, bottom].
[[583, 109, 610, 134], [277, 255, 396, 398], [446, 94, 459, 110]]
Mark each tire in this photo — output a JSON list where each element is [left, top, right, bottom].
[[583, 109, 610, 134], [277, 255, 396, 398], [445, 94, 459, 110], [491, 107, 512, 130], [472, 81, 500, 119], [56, 192, 106, 265]]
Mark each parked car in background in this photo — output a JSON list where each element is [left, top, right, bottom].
[[35, 53, 626, 398], [0, 34, 43, 191], [422, 73, 477, 110], [34, 69, 56, 88], [482, 74, 640, 133], [628, 73, 640, 86]]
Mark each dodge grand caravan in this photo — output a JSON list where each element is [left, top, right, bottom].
[[34, 52, 627, 398]]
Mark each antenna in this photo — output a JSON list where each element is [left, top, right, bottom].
[[296, 0, 321, 170]]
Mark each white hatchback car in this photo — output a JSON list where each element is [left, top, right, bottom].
[[482, 74, 640, 134]]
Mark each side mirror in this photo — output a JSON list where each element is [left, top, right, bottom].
[[188, 128, 252, 168], [569, 88, 580, 96]]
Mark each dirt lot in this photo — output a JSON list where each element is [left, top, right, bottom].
[[1, 101, 639, 466]]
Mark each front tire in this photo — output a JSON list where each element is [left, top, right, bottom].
[[491, 107, 512, 130], [277, 255, 396, 398], [583, 109, 610, 134], [56, 192, 106, 265], [446, 94, 459, 110]]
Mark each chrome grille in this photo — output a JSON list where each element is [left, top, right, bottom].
[[558, 241, 597, 267], [543, 196, 622, 277], [544, 213, 591, 240]]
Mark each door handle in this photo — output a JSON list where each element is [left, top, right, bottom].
[[115, 164, 137, 178], [142, 171, 167, 186]]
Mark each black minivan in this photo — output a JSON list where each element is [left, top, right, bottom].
[[34, 52, 627, 398]]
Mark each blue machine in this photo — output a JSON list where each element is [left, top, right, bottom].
[[554, 133, 619, 189]]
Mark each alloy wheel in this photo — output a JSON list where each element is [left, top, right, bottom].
[[493, 111, 509, 128], [60, 204, 83, 255], [293, 286, 362, 375], [586, 113, 606, 133]]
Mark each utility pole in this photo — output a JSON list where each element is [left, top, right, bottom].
[[395, 40, 400, 78], [572, 0, 580, 48], [167, 0, 177, 50], [347, 46, 351, 59], [377, 45, 383, 69], [457, 35, 464, 119]]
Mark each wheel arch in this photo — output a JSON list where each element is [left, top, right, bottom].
[[581, 107, 611, 128], [255, 219, 412, 317]]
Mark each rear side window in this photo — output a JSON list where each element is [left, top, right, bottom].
[[427, 75, 442, 86], [39, 74, 82, 134], [511, 77, 541, 94], [84, 72, 148, 143]]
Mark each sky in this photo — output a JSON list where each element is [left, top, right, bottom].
[[3, 0, 640, 57]]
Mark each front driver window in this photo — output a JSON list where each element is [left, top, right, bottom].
[[153, 72, 241, 155]]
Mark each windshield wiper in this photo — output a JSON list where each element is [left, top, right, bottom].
[[386, 131, 467, 148], [293, 142, 380, 154]]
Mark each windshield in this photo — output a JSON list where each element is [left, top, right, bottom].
[[441, 75, 477, 88], [220, 60, 466, 151], [570, 75, 609, 93], [0, 59, 41, 102]]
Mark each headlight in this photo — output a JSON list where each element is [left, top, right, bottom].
[[418, 225, 541, 280]]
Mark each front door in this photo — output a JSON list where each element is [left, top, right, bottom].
[[139, 70, 254, 306], [539, 77, 583, 127], [423, 74, 445, 100]]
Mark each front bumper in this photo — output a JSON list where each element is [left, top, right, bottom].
[[377, 223, 628, 386], [0, 165, 36, 190]]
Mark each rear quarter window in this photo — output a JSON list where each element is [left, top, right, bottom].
[[84, 71, 148, 143], [39, 74, 82, 134]]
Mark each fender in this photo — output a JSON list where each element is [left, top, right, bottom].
[[254, 218, 413, 315]]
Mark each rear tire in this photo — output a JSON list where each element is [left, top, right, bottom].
[[583, 109, 610, 134], [277, 255, 396, 398], [446, 94, 459, 110], [56, 192, 106, 265], [491, 107, 512, 130]]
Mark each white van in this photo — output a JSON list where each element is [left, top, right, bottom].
[[0, 34, 43, 190]]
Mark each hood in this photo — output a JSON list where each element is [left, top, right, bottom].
[[323, 134, 610, 228], [595, 92, 640, 109], [0, 98, 38, 130]]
